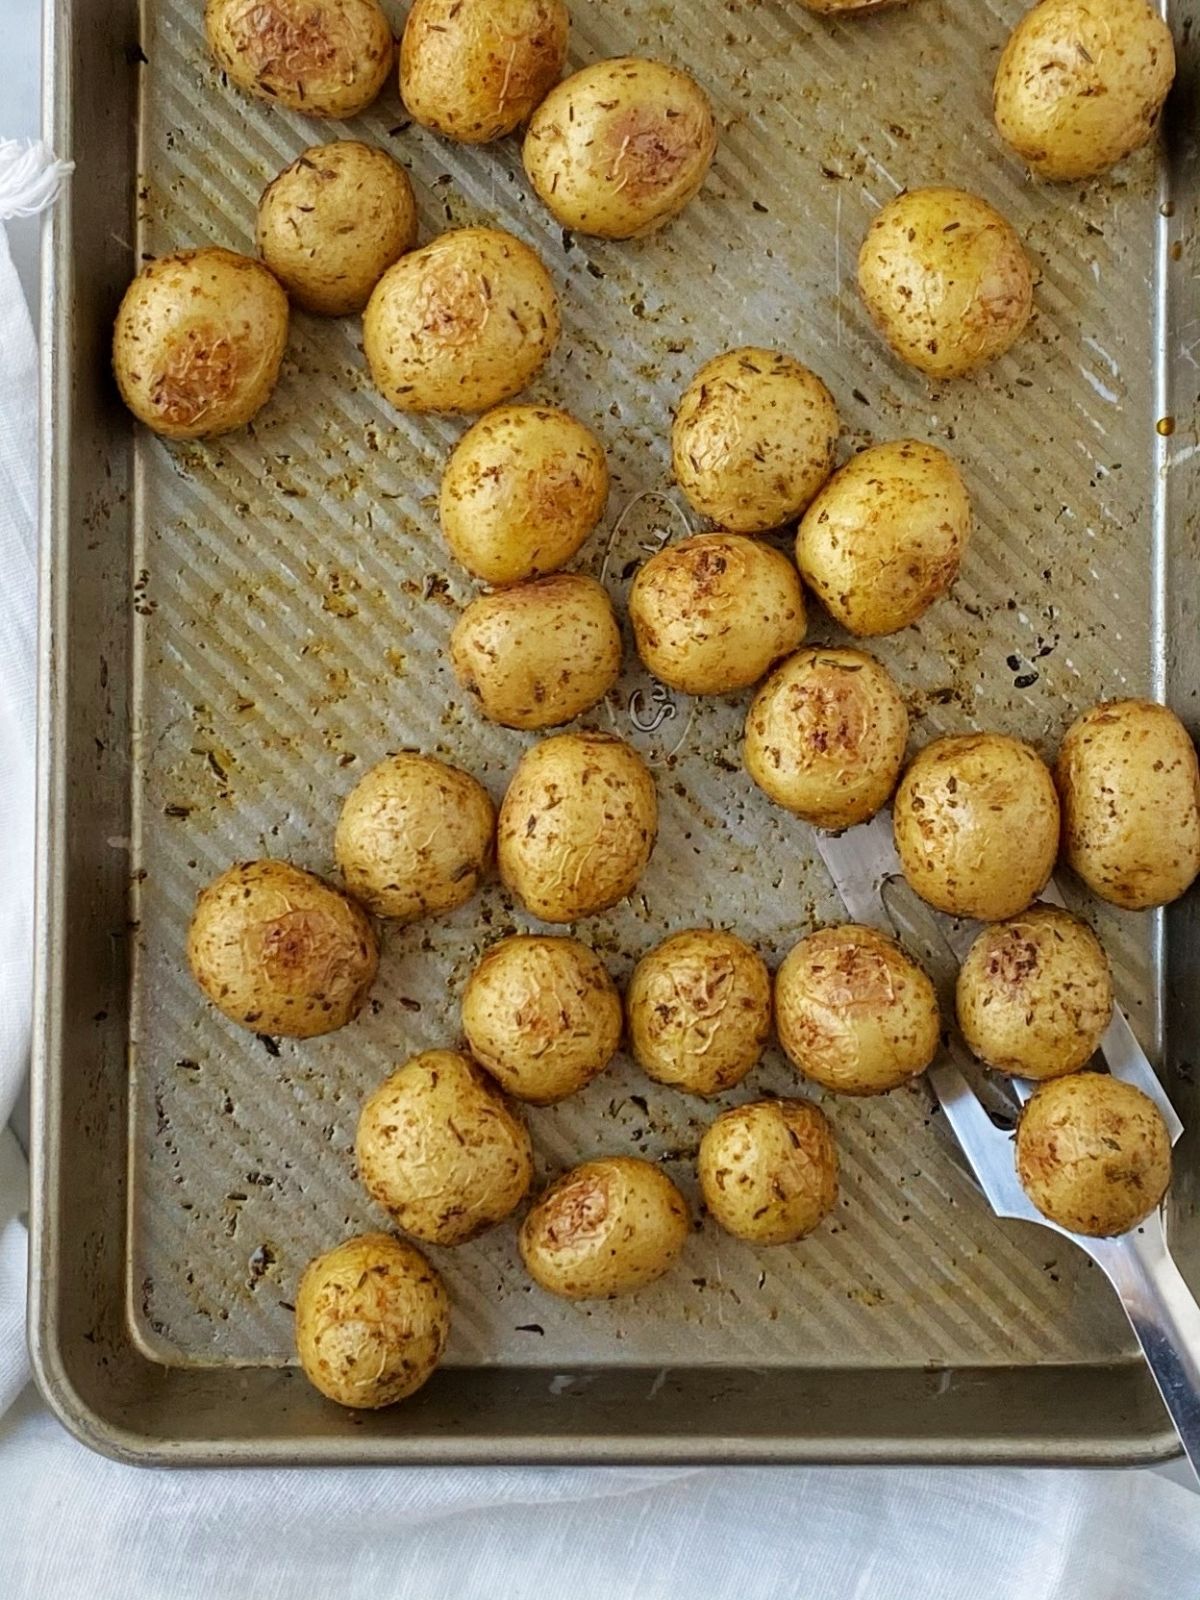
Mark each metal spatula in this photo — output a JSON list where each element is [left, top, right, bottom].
[[814, 812, 1200, 1478]]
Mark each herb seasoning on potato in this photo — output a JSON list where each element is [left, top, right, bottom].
[[698, 1100, 838, 1244], [498, 732, 658, 923], [775, 925, 940, 1096], [205, 0, 394, 118], [113, 248, 288, 439], [519, 1156, 690, 1299], [187, 859, 378, 1038], [893, 733, 1060, 921], [295, 1233, 450, 1409], [356, 1051, 533, 1245], [401, 0, 569, 143]]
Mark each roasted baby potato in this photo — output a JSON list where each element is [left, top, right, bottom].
[[671, 348, 840, 533], [356, 1050, 533, 1244], [401, 0, 569, 142], [629, 533, 806, 696], [796, 439, 971, 637], [1055, 699, 1200, 910], [112, 248, 288, 439], [363, 227, 560, 414], [256, 142, 417, 317], [697, 1099, 838, 1244], [462, 935, 622, 1104], [295, 1232, 449, 1409], [334, 753, 495, 923], [498, 732, 658, 923], [523, 57, 717, 239], [205, 0, 393, 117], [187, 859, 378, 1038], [775, 924, 940, 1095], [994, 0, 1175, 181], [743, 646, 909, 830], [450, 575, 622, 730], [858, 187, 1034, 379], [626, 928, 772, 1096], [519, 1156, 690, 1299], [1016, 1071, 1171, 1236], [893, 734, 1060, 920], [439, 404, 609, 585], [956, 903, 1113, 1080]]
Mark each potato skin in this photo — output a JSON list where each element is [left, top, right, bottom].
[[439, 405, 608, 585], [295, 1233, 449, 1409], [356, 1050, 533, 1245], [498, 733, 658, 923], [629, 534, 807, 696], [519, 1156, 690, 1299], [743, 646, 909, 830], [1016, 1072, 1170, 1236], [256, 142, 417, 317], [187, 859, 378, 1038], [627, 929, 772, 1096], [893, 734, 1060, 920], [334, 753, 496, 923], [956, 904, 1113, 1080], [113, 248, 288, 440], [401, 0, 569, 142], [523, 57, 717, 239], [450, 575, 622, 730], [671, 348, 840, 533], [463, 935, 622, 1103], [1055, 700, 1200, 911], [994, 0, 1175, 181], [363, 227, 560, 414], [796, 440, 971, 637], [858, 188, 1034, 379], [205, 0, 393, 118], [698, 1100, 837, 1244], [775, 925, 940, 1095]]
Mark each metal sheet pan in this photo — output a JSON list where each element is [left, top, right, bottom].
[[31, 0, 1200, 1464]]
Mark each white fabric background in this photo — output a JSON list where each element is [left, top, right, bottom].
[[3, 2, 1200, 1591]]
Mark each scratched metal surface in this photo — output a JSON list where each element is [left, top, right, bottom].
[[116, 0, 1192, 1383]]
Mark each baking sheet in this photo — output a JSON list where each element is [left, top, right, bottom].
[[31, 0, 1200, 1461]]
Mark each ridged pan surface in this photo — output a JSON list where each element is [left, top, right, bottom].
[[128, 0, 1173, 1374]]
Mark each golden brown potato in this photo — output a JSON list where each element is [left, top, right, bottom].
[[462, 935, 622, 1103], [363, 227, 560, 414], [112, 248, 288, 440], [775, 924, 940, 1095], [994, 0, 1175, 181], [356, 1050, 533, 1245], [1016, 1072, 1171, 1236], [743, 646, 909, 830], [626, 929, 772, 1096], [205, 0, 393, 117], [893, 734, 1060, 920], [439, 405, 609, 585], [523, 57, 717, 239], [1055, 700, 1200, 910], [671, 348, 840, 533], [256, 142, 417, 317], [334, 753, 495, 923], [796, 440, 971, 637], [629, 534, 806, 696], [858, 188, 1034, 379], [295, 1233, 449, 1409], [956, 904, 1113, 1080], [187, 859, 378, 1038], [519, 1156, 690, 1299], [498, 733, 658, 923], [401, 0, 569, 142], [450, 575, 622, 730], [697, 1100, 837, 1244]]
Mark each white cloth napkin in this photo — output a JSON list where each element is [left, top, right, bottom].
[[2, 138, 1200, 1600]]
